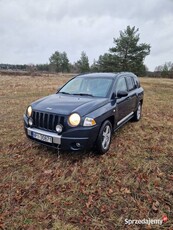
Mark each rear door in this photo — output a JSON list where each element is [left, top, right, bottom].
[[125, 75, 138, 112]]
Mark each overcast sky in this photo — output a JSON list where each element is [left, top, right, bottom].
[[0, 0, 173, 71]]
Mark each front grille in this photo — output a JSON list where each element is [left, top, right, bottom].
[[32, 111, 65, 132]]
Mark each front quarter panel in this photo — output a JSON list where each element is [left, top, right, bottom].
[[83, 100, 114, 127]]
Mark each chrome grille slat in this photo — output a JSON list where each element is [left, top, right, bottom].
[[34, 111, 37, 125], [38, 112, 41, 127], [43, 113, 45, 129]]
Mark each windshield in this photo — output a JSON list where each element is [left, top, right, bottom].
[[59, 77, 113, 98]]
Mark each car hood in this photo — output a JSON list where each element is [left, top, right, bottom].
[[32, 93, 109, 117]]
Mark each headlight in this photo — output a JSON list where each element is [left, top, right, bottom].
[[68, 113, 81, 127], [83, 117, 96, 126], [27, 106, 32, 117]]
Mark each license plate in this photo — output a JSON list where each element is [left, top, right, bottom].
[[32, 132, 52, 143]]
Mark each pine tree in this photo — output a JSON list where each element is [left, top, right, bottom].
[[77, 51, 90, 73], [110, 26, 151, 75], [49, 51, 70, 72]]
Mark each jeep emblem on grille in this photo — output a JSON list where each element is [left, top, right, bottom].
[[46, 107, 52, 110]]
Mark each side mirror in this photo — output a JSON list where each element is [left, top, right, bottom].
[[117, 90, 128, 98]]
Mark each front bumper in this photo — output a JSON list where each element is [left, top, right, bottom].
[[27, 127, 61, 145], [24, 115, 100, 151]]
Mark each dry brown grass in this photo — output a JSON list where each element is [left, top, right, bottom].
[[0, 74, 173, 229]]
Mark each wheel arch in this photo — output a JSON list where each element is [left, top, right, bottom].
[[140, 99, 143, 105], [100, 115, 115, 132]]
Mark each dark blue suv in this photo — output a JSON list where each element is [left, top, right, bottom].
[[24, 72, 144, 154]]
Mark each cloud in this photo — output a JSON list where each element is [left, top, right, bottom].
[[0, 0, 173, 70]]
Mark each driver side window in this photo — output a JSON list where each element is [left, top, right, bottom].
[[116, 77, 127, 94]]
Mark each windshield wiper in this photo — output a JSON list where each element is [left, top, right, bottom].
[[72, 93, 93, 97], [59, 91, 71, 95]]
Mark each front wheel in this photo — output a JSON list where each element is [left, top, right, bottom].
[[133, 102, 142, 121], [96, 120, 112, 154]]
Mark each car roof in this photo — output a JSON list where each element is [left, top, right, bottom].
[[76, 72, 136, 79]]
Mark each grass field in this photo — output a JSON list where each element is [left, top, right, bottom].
[[0, 74, 173, 229]]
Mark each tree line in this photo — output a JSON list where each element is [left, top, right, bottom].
[[0, 26, 172, 78]]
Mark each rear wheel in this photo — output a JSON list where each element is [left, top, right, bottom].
[[133, 102, 142, 121], [96, 120, 112, 154]]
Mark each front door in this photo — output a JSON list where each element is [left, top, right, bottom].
[[114, 77, 130, 126]]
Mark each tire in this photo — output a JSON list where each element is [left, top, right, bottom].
[[96, 120, 112, 154], [133, 101, 142, 121]]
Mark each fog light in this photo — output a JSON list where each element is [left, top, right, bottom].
[[76, 143, 81, 147], [28, 118, 33, 126], [56, 124, 63, 133]]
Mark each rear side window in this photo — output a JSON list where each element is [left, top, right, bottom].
[[135, 78, 140, 88], [126, 76, 135, 91]]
